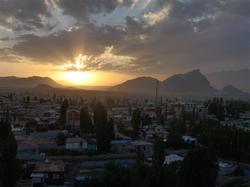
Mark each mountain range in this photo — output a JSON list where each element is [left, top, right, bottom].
[[0, 69, 249, 97], [110, 69, 249, 97], [0, 76, 62, 88], [207, 69, 250, 93]]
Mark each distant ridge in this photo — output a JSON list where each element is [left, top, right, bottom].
[[36, 84, 55, 90], [222, 85, 249, 97], [0, 76, 62, 88], [161, 69, 216, 95], [110, 77, 159, 95], [207, 69, 250, 93], [111, 69, 217, 96]]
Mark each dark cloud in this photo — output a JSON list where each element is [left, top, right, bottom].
[[0, 0, 48, 30], [57, 0, 134, 20], [1, 0, 250, 75], [12, 23, 125, 64]]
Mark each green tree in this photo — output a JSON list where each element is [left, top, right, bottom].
[[132, 109, 141, 138], [94, 102, 110, 152], [107, 118, 115, 141], [60, 98, 69, 126], [80, 106, 93, 134], [178, 147, 218, 187], [0, 117, 20, 187], [153, 138, 165, 167], [56, 132, 66, 146], [167, 131, 186, 149]]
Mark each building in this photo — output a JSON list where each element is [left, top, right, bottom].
[[17, 141, 42, 161], [218, 161, 237, 176], [131, 140, 154, 158], [182, 135, 197, 144], [31, 160, 65, 186], [164, 154, 184, 165], [65, 137, 88, 150], [140, 124, 168, 141], [111, 140, 133, 154], [66, 107, 80, 129]]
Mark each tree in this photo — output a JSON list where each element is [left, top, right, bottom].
[[0, 116, 20, 187], [94, 102, 110, 152], [156, 106, 164, 126], [107, 118, 115, 141], [80, 106, 93, 134], [153, 138, 165, 167], [26, 95, 30, 103], [178, 147, 218, 187], [56, 133, 66, 146], [132, 109, 141, 138], [167, 131, 186, 149], [59, 98, 69, 126]]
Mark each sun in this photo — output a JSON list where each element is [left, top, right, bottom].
[[64, 71, 92, 85], [60, 54, 94, 85]]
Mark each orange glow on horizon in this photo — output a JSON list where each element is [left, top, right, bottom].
[[0, 61, 164, 87]]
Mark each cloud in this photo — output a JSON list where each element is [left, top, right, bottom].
[[10, 23, 126, 64], [0, 0, 48, 31], [143, 4, 171, 26], [1, 0, 250, 75], [63, 46, 136, 72], [57, 0, 134, 20]]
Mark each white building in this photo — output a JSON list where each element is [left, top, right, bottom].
[[164, 154, 184, 165], [65, 137, 87, 150]]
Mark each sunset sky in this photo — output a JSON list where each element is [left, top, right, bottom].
[[1, 0, 250, 86]]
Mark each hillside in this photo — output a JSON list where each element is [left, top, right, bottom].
[[161, 69, 216, 95], [207, 69, 250, 93], [111, 70, 217, 96], [110, 77, 159, 95], [222, 85, 249, 97], [0, 76, 62, 88]]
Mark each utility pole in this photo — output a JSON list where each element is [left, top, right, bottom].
[[155, 80, 159, 107]]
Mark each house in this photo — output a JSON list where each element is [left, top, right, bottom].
[[65, 137, 87, 150], [182, 135, 197, 144], [12, 127, 26, 136], [169, 102, 198, 117], [30, 130, 67, 141], [31, 160, 65, 186], [37, 139, 58, 153], [131, 141, 154, 158], [17, 141, 44, 161], [218, 161, 237, 176], [141, 124, 168, 141], [164, 154, 184, 165], [87, 139, 97, 152], [111, 140, 133, 154], [74, 176, 92, 187], [66, 107, 80, 129]]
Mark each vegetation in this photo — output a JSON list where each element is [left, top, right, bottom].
[[59, 98, 69, 126], [197, 119, 250, 161], [178, 147, 218, 187], [0, 114, 20, 187], [94, 102, 113, 152], [153, 138, 165, 166], [132, 109, 141, 138], [56, 132, 66, 146], [80, 106, 93, 134], [83, 147, 218, 187]]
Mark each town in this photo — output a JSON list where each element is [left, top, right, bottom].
[[1, 90, 250, 187], [1, 0, 250, 186]]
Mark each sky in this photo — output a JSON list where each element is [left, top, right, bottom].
[[0, 0, 250, 86]]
